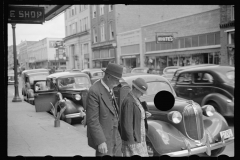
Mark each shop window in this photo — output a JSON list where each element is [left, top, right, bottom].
[[156, 42, 161, 50], [207, 33, 214, 45], [180, 38, 184, 48], [93, 51, 100, 59], [109, 49, 115, 57], [146, 42, 151, 52], [215, 32, 220, 45], [214, 52, 220, 64], [172, 38, 179, 49], [150, 41, 156, 51], [160, 43, 167, 50], [100, 50, 108, 59], [228, 32, 235, 45], [199, 34, 207, 46], [185, 37, 192, 48], [192, 36, 198, 47]]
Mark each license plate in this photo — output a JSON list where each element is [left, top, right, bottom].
[[220, 129, 233, 140]]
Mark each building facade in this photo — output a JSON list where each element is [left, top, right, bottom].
[[18, 41, 37, 70], [64, 5, 92, 70], [219, 5, 235, 66], [111, 5, 220, 69], [27, 38, 65, 69], [141, 8, 221, 74]]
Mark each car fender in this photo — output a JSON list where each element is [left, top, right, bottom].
[[60, 99, 79, 115], [203, 112, 230, 143], [147, 120, 186, 155], [201, 93, 232, 114]]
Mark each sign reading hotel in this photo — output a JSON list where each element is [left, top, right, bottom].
[[8, 6, 45, 24], [156, 35, 173, 43]]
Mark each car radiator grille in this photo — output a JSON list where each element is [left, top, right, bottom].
[[183, 104, 204, 140]]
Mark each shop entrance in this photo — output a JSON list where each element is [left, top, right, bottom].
[[124, 58, 136, 69]]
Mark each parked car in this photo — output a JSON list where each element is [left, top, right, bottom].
[[81, 68, 104, 84], [8, 70, 15, 85], [170, 64, 217, 86], [113, 73, 234, 157], [162, 66, 181, 82], [131, 67, 150, 74], [21, 69, 50, 103], [55, 69, 65, 73], [33, 72, 90, 124], [65, 69, 81, 72], [173, 65, 234, 118]]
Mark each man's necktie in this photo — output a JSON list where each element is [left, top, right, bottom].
[[109, 89, 118, 118]]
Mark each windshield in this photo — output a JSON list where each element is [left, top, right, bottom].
[[226, 70, 234, 82], [132, 69, 148, 73], [29, 74, 48, 84], [58, 76, 91, 90], [146, 81, 173, 96]]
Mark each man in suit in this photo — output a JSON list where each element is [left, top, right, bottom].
[[86, 63, 123, 156]]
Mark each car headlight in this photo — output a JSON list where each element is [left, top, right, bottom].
[[168, 111, 182, 124], [202, 105, 215, 117], [75, 94, 81, 101]]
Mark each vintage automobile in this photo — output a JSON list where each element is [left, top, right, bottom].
[[81, 68, 104, 84], [162, 66, 181, 82], [8, 70, 15, 85], [21, 69, 50, 104], [33, 72, 90, 124], [170, 64, 217, 86], [131, 67, 150, 74], [173, 65, 234, 118], [113, 73, 234, 157]]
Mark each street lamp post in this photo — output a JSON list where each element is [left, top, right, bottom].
[[12, 23, 22, 102]]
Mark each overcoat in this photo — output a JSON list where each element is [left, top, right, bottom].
[[86, 80, 121, 151]]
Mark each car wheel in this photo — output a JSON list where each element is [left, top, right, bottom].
[[207, 102, 221, 114], [146, 136, 160, 156]]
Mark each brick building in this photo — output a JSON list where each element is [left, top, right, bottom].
[[219, 5, 235, 66], [94, 5, 219, 69], [64, 5, 92, 70], [141, 8, 221, 74]]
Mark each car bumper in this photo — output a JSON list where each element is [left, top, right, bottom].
[[65, 112, 86, 119], [163, 137, 234, 157]]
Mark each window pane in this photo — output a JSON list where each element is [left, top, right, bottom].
[[185, 37, 192, 48], [172, 38, 178, 49], [192, 36, 198, 47], [146, 42, 151, 52], [177, 73, 192, 84], [199, 34, 207, 46], [215, 32, 220, 44], [230, 32, 235, 45], [180, 38, 184, 48], [207, 33, 214, 45], [150, 41, 156, 51], [156, 42, 161, 50]]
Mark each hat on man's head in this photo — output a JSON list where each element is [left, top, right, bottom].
[[132, 78, 148, 94], [102, 63, 123, 80]]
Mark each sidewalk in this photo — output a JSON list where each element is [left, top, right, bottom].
[[8, 86, 95, 156]]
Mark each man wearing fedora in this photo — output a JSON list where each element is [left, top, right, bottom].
[[86, 63, 123, 156], [120, 78, 151, 157]]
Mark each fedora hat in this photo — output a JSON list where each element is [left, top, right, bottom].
[[102, 63, 123, 80], [132, 78, 148, 94]]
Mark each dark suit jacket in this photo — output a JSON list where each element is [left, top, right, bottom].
[[86, 80, 120, 150], [119, 92, 142, 144]]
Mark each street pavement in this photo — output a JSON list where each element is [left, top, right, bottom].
[[7, 80, 95, 157]]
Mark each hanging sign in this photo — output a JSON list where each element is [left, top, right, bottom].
[[8, 6, 45, 24]]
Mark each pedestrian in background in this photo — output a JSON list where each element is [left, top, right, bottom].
[[120, 78, 151, 157], [86, 63, 123, 156]]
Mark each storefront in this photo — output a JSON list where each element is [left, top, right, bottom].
[[92, 46, 116, 68]]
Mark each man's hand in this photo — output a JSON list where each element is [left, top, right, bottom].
[[146, 111, 152, 118], [98, 142, 108, 154]]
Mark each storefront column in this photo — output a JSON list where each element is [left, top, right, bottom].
[[213, 52, 215, 64], [208, 53, 209, 64], [177, 55, 179, 66], [167, 56, 169, 66]]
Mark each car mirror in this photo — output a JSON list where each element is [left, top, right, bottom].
[[154, 90, 175, 111]]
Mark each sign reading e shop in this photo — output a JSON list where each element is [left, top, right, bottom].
[[8, 6, 45, 24]]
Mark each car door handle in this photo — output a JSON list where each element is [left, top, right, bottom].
[[187, 88, 192, 91]]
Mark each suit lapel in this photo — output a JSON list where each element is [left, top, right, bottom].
[[97, 82, 115, 115]]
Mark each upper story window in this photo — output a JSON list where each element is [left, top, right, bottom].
[[79, 20, 82, 32], [70, 22, 77, 35], [100, 22, 105, 42], [109, 5, 113, 12], [100, 5, 104, 16], [84, 5, 88, 10], [109, 22, 114, 40], [228, 32, 235, 45], [231, 5, 234, 21], [93, 28, 97, 43], [70, 6, 76, 17], [79, 5, 82, 12], [92, 5, 96, 18]]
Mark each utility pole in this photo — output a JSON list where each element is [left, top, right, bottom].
[[12, 23, 22, 102]]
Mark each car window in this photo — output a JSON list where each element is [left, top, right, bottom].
[[58, 76, 91, 90], [92, 72, 104, 77], [146, 81, 173, 96], [35, 80, 54, 91], [132, 69, 147, 73], [226, 71, 234, 81], [177, 73, 192, 84], [202, 73, 214, 83], [29, 74, 48, 84]]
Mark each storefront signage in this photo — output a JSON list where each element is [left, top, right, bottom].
[[156, 35, 173, 43], [8, 6, 45, 24], [49, 41, 63, 48]]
